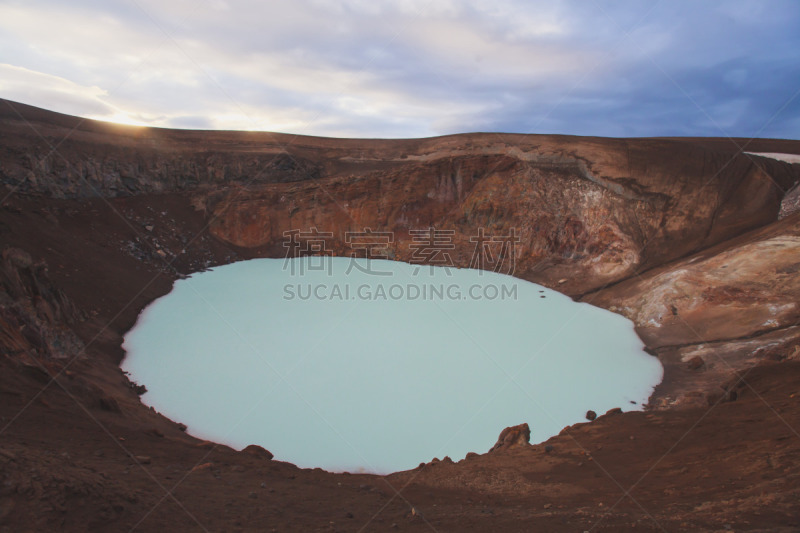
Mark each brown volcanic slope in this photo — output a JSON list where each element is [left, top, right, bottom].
[[1, 98, 799, 531]]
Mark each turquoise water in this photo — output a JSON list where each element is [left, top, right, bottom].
[[122, 258, 662, 474]]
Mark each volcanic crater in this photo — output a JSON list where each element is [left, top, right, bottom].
[[1, 99, 800, 531]]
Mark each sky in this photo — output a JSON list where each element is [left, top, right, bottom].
[[0, 0, 798, 139]]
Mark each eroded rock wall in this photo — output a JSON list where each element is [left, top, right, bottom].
[[590, 213, 800, 348], [206, 142, 796, 294]]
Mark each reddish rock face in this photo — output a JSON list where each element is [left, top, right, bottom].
[[591, 213, 800, 348], [489, 423, 531, 452], [203, 139, 796, 296]]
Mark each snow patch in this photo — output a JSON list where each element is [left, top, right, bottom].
[[745, 152, 800, 164]]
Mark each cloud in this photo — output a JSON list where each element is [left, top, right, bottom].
[[0, 0, 797, 138], [0, 63, 115, 117]]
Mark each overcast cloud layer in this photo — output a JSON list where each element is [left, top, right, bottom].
[[0, 0, 798, 138]]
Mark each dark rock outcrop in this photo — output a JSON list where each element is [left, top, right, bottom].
[[0, 102, 323, 198], [0, 247, 84, 362]]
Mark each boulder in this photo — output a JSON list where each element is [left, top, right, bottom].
[[489, 423, 531, 452], [242, 444, 274, 461], [687, 356, 706, 371]]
